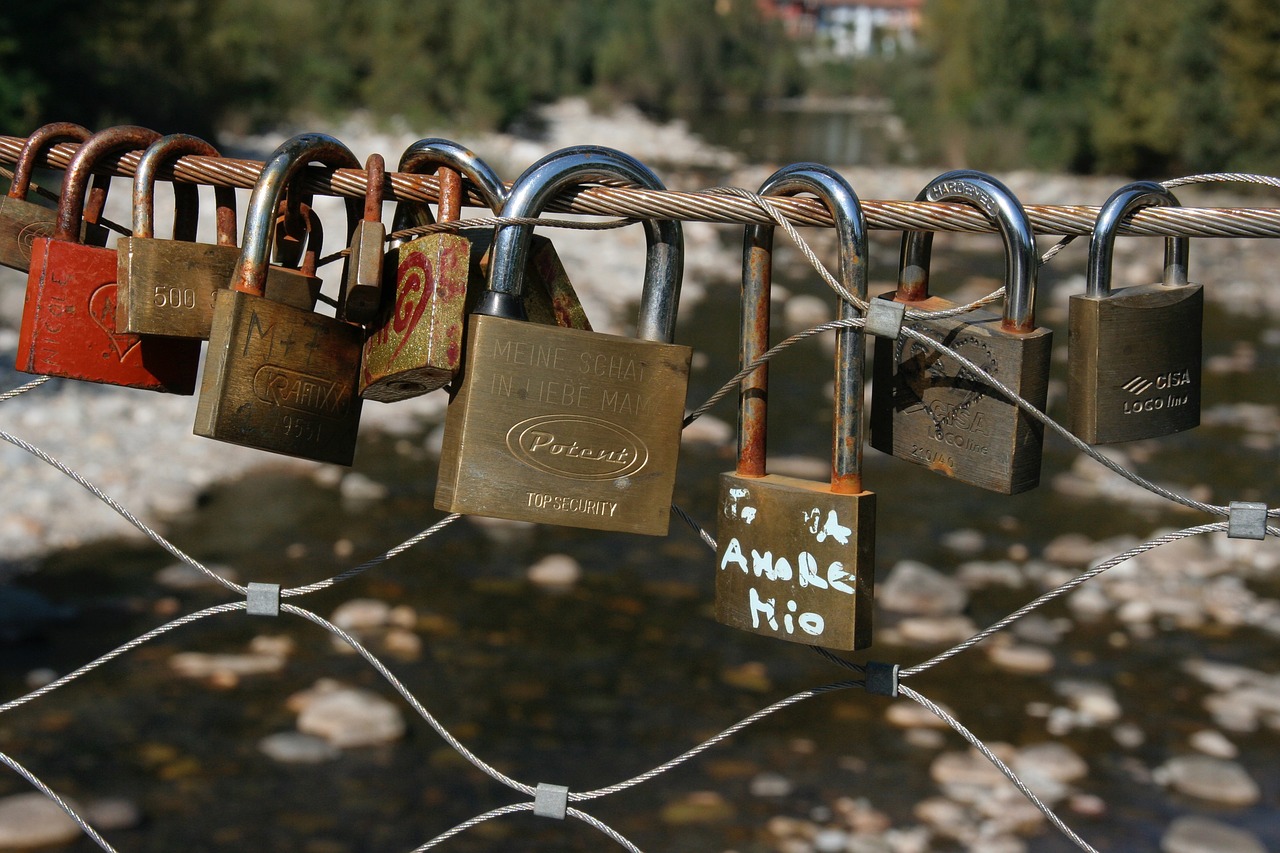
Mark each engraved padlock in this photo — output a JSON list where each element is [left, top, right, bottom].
[[339, 153, 387, 324], [715, 164, 875, 650], [116, 133, 318, 339], [869, 170, 1052, 495], [15, 126, 201, 393], [1069, 181, 1202, 444], [361, 138, 594, 402], [359, 141, 490, 401], [1, 123, 93, 271], [194, 133, 365, 465], [434, 146, 691, 536]]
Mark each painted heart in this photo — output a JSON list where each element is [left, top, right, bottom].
[[88, 282, 141, 362]]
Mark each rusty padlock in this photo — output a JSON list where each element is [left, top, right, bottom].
[[360, 138, 593, 402], [1069, 181, 1202, 444], [194, 133, 365, 464], [435, 145, 691, 536], [1, 123, 94, 271], [715, 164, 875, 650], [15, 126, 201, 393], [115, 133, 319, 340], [869, 170, 1052, 495], [338, 153, 387, 325]]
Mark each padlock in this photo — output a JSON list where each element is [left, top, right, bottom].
[[869, 170, 1052, 495], [338, 153, 387, 324], [116, 134, 318, 339], [193, 133, 365, 465], [1, 123, 93, 271], [715, 164, 875, 650], [360, 138, 593, 402], [434, 145, 691, 536], [358, 144, 477, 401], [1069, 181, 1202, 444], [15, 126, 201, 393]]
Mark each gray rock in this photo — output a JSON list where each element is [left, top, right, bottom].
[[1156, 755, 1260, 806], [258, 731, 342, 764], [330, 598, 392, 632], [527, 554, 582, 589], [879, 560, 968, 616], [0, 792, 83, 848], [749, 772, 794, 798], [1161, 815, 1266, 853], [296, 686, 406, 748]]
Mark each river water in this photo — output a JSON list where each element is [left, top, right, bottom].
[[0, 150, 1278, 850]]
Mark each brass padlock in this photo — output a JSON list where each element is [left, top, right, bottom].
[[435, 146, 691, 536], [194, 133, 365, 465], [715, 164, 875, 650], [1, 122, 91, 271], [1069, 181, 1202, 444], [338, 153, 386, 325], [869, 170, 1052, 494], [16, 126, 201, 393], [116, 134, 318, 339]]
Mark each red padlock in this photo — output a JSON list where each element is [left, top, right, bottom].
[[15, 126, 201, 393], [0, 122, 103, 271]]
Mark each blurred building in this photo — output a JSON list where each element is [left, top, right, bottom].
[[761, 0, 923, 58]]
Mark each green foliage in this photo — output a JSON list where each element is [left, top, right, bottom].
[[0, 0, 798, 139]]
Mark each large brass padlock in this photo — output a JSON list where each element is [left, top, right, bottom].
[[116, 134, 318, 340], [15, 126, 200, 393], [1069, 181, 1202, 444], [869, 170, 1052, 495], [360, 138, 593, 402], [0, 122, 92, 271], [194, 133, 365, 465], [715, 164, 875, 650], [435, 146, 691, 536]]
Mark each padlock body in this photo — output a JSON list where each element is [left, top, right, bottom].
[[116, 238, 319, 339], [715, 472, 874, 650], [0, 196, 59, 271], [341, 219, 386, 324], [16, 237, 199, 393], [471, 232, 593, 331], [869, 293, 1052, 494], [1068, 283, 1203, 444], [194, 289, 364, 464], [435, 314, 691, 535], [359, 232, 470, 402]]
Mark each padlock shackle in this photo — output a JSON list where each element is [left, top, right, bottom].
[[740, 164, 869, 493], [9, 122, 90, 202], [55, 126, 161, 244], [484, 146, 682, 338], [362, 153, 385, 224], [132, 134, 236, 245], [1086, 181, 1188, 297], [233, 133, 359, 296], [398, 138, 508, 216], [898, 170, 1039, 333]]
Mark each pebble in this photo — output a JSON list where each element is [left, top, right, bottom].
[[680, 414, 732, 445], [526, 553, 582, 589], [296, 684, 406, 748], [155, 561, 239, 590], [940, 528, 986, 555], [659, 790, 735, 825], [0, 792, 83, 848], [956, 560, 1025, 590], [338, 472, 388, 505], [885, 699, 952, 729], [330, 598, 392, 632], [1161, 815, 1267, 853], [893, 615, 978, 646], [258, 731, 342, 764], [1188, 728, 1239, 759], [878, 560, 969, 616], [1154, 755, 1261, 806], [168, 650, 287, 680], [749, 772, 794, 798], [985, 640, 1055, 675]]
